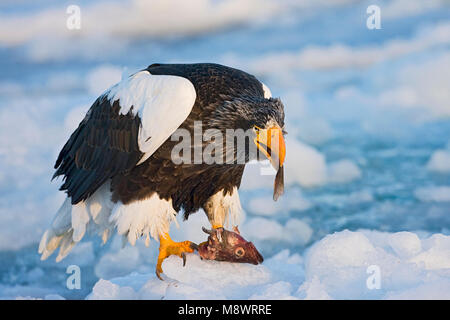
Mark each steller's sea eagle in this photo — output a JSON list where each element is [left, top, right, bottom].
[[39, 63, 286, 279]]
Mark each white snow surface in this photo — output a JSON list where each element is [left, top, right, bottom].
[[86, 230, 450, 300]]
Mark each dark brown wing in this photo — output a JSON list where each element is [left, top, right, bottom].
[[53, 95, 143, 204]]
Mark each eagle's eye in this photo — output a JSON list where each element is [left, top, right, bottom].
[[235, 247, 245, 258], [253, 125, 262, 133]]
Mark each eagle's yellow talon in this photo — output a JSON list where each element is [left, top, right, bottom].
[[156, 233, 197, 280]]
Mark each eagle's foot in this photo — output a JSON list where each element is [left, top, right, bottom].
[[156, 233, 198, 280]]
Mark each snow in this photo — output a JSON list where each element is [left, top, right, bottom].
[[86, 230, 450, 300], [277, 139, 362, 187], [247, 188, 311, 216], [95, 246, 142, 280], [284, 138, 328, 187], [409, 234, 450, 270], [63, 105, 90, 133], [415, 186, 450, 202], [427, 150, 450, 173], [330, 51, 450, 121], [241, 139, 362, 192], [89, 279, 137, 300], [241, 217, 313, 246], [347, 189, 374, 204], [295, 118, 334, 146], [388, 232, 422, 258], [86, 65, 122, 96], [327, 159, 362, 184], [249, 281, 296, 300], [301, 230, 450, 299]]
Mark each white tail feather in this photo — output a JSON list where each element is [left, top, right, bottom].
[[55, 230, 75, 262], [39, 198, 72, 260], [39, 182, 178, 261], [71, 201, 89, 242]]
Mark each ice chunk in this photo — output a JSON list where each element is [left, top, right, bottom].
[[414, 186, 450, 202], [384, 279, 450, 300], [388, 232, 422, 259], [242, 217, 313, 246], [249, 281, 297, 300], [426, 150, 450, 173], [409, 234, 450, 270], [44, 294, 65, 300], [88, 279, 137, 300], [95, 244, 141, 279], [327, 159, 362, 184], [163, 254, 271, 289], [296, 276, 332, 300], [284, 138, 327, 187], [304, 231, 386, 299], [247, 191, 311, 216]]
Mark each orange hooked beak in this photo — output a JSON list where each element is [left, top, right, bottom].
[[254, 125, 286, 171]]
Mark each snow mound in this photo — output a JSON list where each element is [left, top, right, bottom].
[[301, 230, 450, 299], [89, 254, 274, 300], [87, 230, 450, 300]]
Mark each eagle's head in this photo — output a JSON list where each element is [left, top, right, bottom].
[[207, 95, 286, 200]]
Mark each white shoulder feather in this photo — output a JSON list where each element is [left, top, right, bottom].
[[106, 70, 197, 164], [261, 82, 272, 99]]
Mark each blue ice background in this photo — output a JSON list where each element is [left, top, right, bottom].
[[0, 0, 449, 299]]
